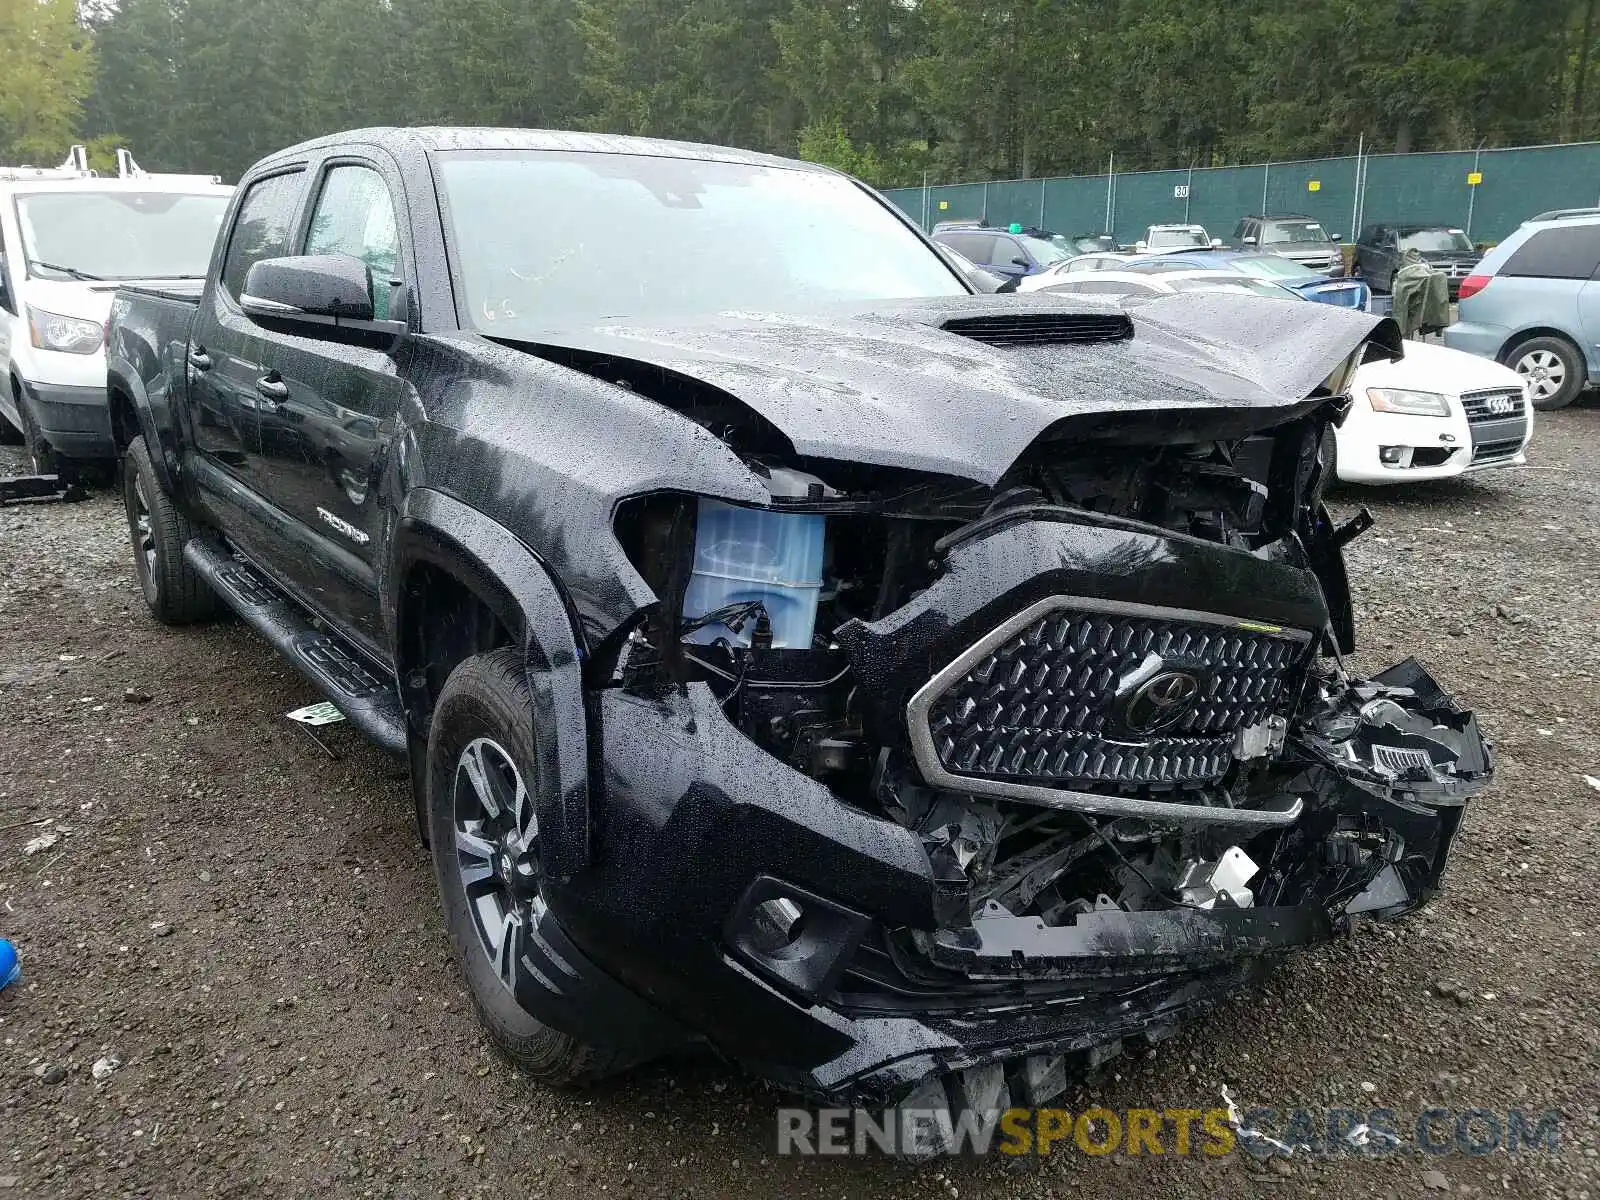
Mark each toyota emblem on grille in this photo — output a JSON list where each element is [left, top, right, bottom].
[[1122, 670, 1200, 734], [1485, 395, 1517, 416]]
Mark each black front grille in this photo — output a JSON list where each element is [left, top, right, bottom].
[[1471, 437, 1525, 464], [941, 312, 1133, 346], [924, 607, 1309, 791], [1461, 388, 1525, 424]]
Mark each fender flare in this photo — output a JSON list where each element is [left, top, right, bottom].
[[391, 488, 592, 877], [106, 360, 181, 496]]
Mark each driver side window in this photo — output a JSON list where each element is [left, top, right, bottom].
[[304, 165, 401, 318]]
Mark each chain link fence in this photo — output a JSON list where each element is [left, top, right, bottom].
[[884, 141, 1600, 246]]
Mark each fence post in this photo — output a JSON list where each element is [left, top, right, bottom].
[[1348, 133, 1363, 240], [1039, 178, 1046, 228], [1465, 146, 1482, 237], [1185, 163, 1193, 221], [1261, 161, 1270, 212], [982, 181, 989, 225], [921, 171, 930, 231], [1105, 152, 1115, 237]]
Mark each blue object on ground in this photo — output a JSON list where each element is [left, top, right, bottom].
[[0, 939, 18, 992]]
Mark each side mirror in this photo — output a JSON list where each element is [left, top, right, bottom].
[[1330, 233, 1343, 242], [1135, 240, 1148, 252], [241, 254, 405, 335], [1011, 257, 1030, 268], [1210, 238, 1223, 248], [1241, 235, 1257, 245]]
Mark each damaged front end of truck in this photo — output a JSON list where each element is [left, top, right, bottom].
[[514, 293, 1492, 1129]]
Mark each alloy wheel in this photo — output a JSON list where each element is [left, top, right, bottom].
[[131, 475, 157, 586], [1515, 348, 1566, 402], [451, 736, 542, 997]]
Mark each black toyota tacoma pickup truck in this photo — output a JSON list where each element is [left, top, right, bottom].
[[106, 127, 1491, 1148]]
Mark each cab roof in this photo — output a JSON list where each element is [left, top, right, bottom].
[[262, 126, 824, 175]]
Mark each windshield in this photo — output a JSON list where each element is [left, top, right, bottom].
[[15, 190, 229, 280], [1147, 227, 1210, 249], [434, 151, 965, 332], [1261, 220, 1331, 245], [1399, 228, 1474, 254], [1230, 255, 1321, 281]]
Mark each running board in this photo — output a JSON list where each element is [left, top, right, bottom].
[[183, 539, 408, 756]]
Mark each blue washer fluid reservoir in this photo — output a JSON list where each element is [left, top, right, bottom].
[[683, 496, 826, 650]]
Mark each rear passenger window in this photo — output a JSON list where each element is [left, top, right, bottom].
[[221, 171, 306, 300], [1501, 226, 1600, 280]]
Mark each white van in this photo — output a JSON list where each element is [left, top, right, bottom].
[[0, 148, 232, 474]]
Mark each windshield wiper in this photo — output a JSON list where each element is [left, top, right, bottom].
[[27, 259, 105, 281]]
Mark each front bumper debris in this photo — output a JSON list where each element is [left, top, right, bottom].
[[551, 491, 1489, 1128]]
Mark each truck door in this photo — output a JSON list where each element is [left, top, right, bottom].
[[186, 167, 308, 545], [247, 158, 412, 658]]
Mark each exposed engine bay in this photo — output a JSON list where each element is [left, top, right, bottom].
[[605, 396, 1493, 990]]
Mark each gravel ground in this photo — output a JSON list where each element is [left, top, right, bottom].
[[0, 408, 1597, 1199]]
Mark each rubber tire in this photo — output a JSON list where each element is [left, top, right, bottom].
[[123, 435, 218, 624], [1507, 335, 1584, 411], [1319, 425, 1340, 485], [17, 391, 61, 477], [426, 647, 630, 1086], [0, 390, 22, 446]]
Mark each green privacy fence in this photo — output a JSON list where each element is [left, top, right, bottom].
[[883, 141, 1600, 246]]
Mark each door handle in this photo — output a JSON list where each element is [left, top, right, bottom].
[[255, 373, 289, 403], [188, 346, 211, 371]]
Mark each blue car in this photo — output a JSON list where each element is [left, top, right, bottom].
[[1125, 249, 1371, 310], [932, 224, 1075, 280], [1443, 211, 1600, 410]]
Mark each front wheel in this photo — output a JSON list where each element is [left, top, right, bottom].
[[427, 648, 630, 1086], [18, 394, 60, 476], [1508, 336, 1584, 411]]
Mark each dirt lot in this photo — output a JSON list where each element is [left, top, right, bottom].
[[1, 408, 1597, 1199]]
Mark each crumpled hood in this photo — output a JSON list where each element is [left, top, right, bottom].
[[518, 293, 1400, 486]]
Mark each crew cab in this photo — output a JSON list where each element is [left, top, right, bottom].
[[106, 128, 1491, 1154]]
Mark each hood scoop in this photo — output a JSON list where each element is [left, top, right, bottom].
[[940, 311, 1133, 347]]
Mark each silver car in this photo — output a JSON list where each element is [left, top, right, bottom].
[[1443, 212, 1600, 410]]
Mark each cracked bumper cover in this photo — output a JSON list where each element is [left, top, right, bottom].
[[533, 661, 1486, 1106]]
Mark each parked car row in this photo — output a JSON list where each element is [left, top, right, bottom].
[[931, 214, 1499, 301]]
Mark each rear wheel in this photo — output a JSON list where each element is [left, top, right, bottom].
[[427, 648, 630, 1086], [1507, 336, 1583, 411], [122, 435, 218, 624]]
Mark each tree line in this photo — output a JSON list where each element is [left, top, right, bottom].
[[4, 0, 1599, 188]]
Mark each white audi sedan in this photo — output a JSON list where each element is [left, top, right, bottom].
[[1033, 269, 1535, 485]]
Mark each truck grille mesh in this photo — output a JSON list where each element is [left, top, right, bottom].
[[924, 608, 1308, 789]]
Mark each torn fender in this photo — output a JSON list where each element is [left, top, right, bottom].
[[520, 292, 1403, 486]]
